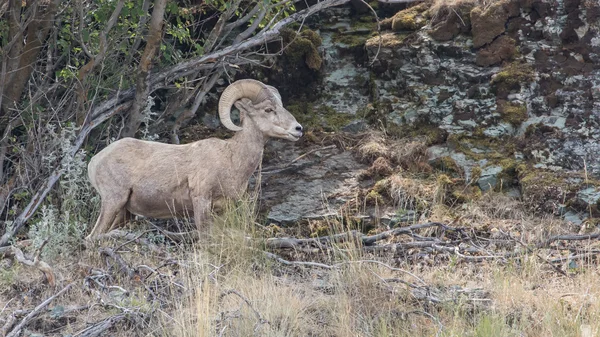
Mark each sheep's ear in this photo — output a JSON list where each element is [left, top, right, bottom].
[[234, 98, 252, 112], [265, 85, 282, 105]]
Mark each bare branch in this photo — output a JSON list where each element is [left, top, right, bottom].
[[0, 101, 132, 247], [73, 314, 128, 337], [204, 0, 242, 53], [5, 282, 74, 337], [233, 3, 269, 44]]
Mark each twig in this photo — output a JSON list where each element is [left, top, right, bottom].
[[219, 289, 270, 331], [94, 229, 164, 255], [2, 246, 55, 286], [73, 314, 127, 337], [263, 250, 334, 269], [290, 145, 337, 164], [537, 232, 600, 248], [550, 251, 600, 264], [6, 282, 74, 337], [99, 247, 136, 278]]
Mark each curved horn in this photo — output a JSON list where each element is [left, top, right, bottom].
[[218, 79, 269, 131]]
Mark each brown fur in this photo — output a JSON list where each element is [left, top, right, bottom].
[[86, 84, 302, 240]]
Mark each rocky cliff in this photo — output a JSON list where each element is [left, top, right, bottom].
[[251, 0, 600, 230]]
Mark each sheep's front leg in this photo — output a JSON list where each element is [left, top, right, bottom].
[[192, 196, 211, 232]]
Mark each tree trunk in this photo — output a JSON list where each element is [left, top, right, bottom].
[[122, 0, 167, 138], [2, 0, 60, 116]]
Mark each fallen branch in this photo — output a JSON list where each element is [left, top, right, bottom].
[[94, 229, 164, 255], [73, 314, 128, 337], [5, 282, 74, 337], [99, 247, 136, 278], [537, 232, 600, 248], [1, 245, 55, 286], [265, 222, 462, 249]]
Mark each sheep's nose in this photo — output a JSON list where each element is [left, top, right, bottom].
[[295, 125, 303, 132]]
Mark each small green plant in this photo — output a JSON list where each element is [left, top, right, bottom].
[[29, 123, 97, 261]]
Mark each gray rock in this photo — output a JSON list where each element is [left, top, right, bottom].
[[261, 146, 366, 224], [577, 187, 600, 205], [563, 211, 586, 225], [477, 165, 503, 191], [342, 119, 368, 133]]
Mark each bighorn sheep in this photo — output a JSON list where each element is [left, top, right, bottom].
[[86, 79, 303, 240]]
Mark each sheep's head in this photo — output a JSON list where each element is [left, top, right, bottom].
[[218, 79, 303, 141]]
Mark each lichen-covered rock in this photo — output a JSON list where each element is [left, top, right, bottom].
[[261, 0, 600, 225]]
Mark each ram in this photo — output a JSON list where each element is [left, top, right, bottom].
[[86, 79, 303, 240]]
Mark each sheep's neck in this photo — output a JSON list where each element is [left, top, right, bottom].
[[229, 118, 266, 185]]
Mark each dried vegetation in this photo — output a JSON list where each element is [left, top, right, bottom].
[[3, 130, 600, 336]]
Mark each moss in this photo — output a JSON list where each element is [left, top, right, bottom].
[[287, 102, 316, 127], [516, 165, 584, 214], [430, 156, 461, 175], [524, 122, 561, 138], [366, 32, 408, 48], [289, 102, 354, 131], [373, 178, 389, 194], [495, 158, 519, 189], [365, 189, 384, 206], [301, 29, 322, 47], [437, 174, 453, 186], [332, 16, 377, 49], [491, 62, 535, 95], [368, 0, 379, 10], [333, 33, 369, 48], [382, 122, 448, 145], [280, 28, 323, 70], [452, 186, 483, 203], [447, 133, 517, 162], [391, 3, 429, 31], [321, 106, 354, 131], [498, 101, 528, 126], [470, 166, 482, 183], [309, 221, 331, 237]]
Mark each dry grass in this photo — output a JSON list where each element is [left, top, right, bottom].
[[2, 172, 600, 336], [428, 0, 500, 21]]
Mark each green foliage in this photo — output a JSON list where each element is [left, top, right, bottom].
[[29, 124, 98, 261]]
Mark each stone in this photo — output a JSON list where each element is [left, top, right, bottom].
[[476, 35, 517, 66], [342, 119, 368, 133], [470, 1, 512, 48], [577, 187, 600, 205], [428, 2, 476, 41], [477, 165, 503, 191], [563, 211, 586, 225], [262, 148, 366, 224]]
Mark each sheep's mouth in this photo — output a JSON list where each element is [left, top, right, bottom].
[[287, 132, 302, 141]]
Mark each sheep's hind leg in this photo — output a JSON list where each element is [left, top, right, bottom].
[[86, 195, 129, 240], [108, 209, 133, 232]]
